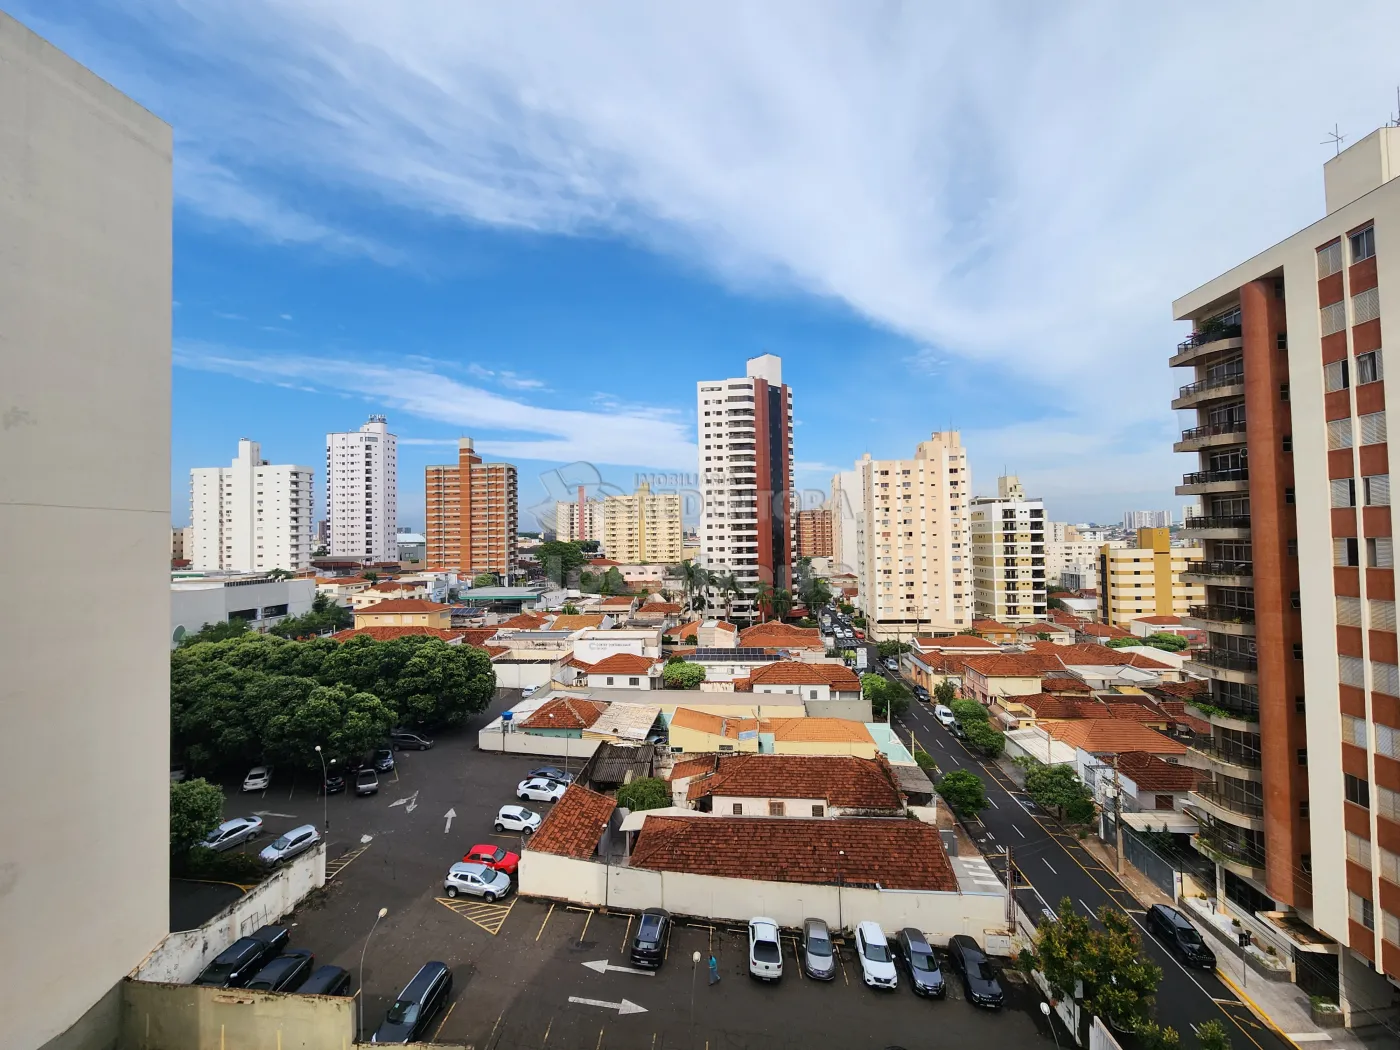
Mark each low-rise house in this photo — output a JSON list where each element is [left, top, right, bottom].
[[574, 628, 663, 663], [585, 652, 662, 690], [696, 620, 740, 648], [733, 661, 868, 720], [959, 653, 1064, 705], [519, 696, 609, 738], [1127, 615, 1203, 647], [682, 754, 905, 818], [632, 601, 682, 627], [738, 621, 825, 653], [668, 620, 704, 644], [666, 708, 879, 757], [596, 594, 641, 619], [314, 575, 374, 607], [1039, 719, 1189, 776], [1089, 751, 1202, 813], [1077, 622, 1133, 645], [549, 614, 614, 634], [353, 597, 453, 630], [579, 742, 657, 791], [1012, 621, 1076, 645], [971, 619, 1019, 644], [348, 578, 431, 610]]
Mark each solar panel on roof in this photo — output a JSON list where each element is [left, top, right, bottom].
[[689, 647, 779, 661]]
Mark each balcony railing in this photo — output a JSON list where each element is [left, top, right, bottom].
[[1193, 691, 1260, 720], [1188, 605, 1256, 625], [1185, 559, 1253, 578], [1179, 421, 1247, 443], [1193, 648, 1258, 672], [1177, 323, 1243, 353], [1182, 467, 1248, 486], [1178, 373, 1245, 399], [1195, 824, 1267, 868], [1185, 515, 1251, 530], [1190, 740, 1262, 769], [1192, 786, 1264, 817]]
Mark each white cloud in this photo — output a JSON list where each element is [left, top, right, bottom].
[[467, 363, 547, 391], [174, 342, 696, 469]]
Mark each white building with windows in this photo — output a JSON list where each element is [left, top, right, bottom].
[[327, 415, 398, 562], [970, 475, 1047, 623], [190, 439, 313, 572]]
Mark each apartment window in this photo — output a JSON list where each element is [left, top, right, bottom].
[[1375, 661, 1400, 697], [1291, 591, 1302, 610], [1297, 748, 1308, 767], [1360, 412, 1388, 446], [1347, 774, 1372, 808], [1277, 333, 1289, 350], [1288, 538, 1298, 557], [1358, 351, 1384, 385], [1283, 434, 1293, 453], [1332, 478, 1357, 508], [1352, 225, 1376, 263], [1285, 487, 1295, 505], [1354, 287, 1382, 325], [1328, 418, 1355, 449], [1386, 911, 1400, 947], [812, 804, 825, 817], [768, 801, 786, 816], [1371, 599, 1397, 631], [1348, 832, 1373, 868], [606, 676, 615, 685], [1296, 695, 1306, 712], [1365, 475, 1391, 507], [1301, 853, 1313, 875], [1325, 359, 1351, 391], [1293, 643, 1304, 661], [1318, 241, 1344, 278], [1338, 595, 1364, 626], [1352, 892, 1376, 931], [1343, 713, 1368, 745], [1380, 724, 1400, 761], [1321, 301, 1348, 337], [1370, 537, 1395, 568], [1378, 784, 1400, 824]]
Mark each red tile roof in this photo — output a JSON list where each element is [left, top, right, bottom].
[[597, 595, 638, 607], [356, 598, 449, 614], [746, 661, 861, 691], [961, 653, 1064, 678], [330, 626, 465, 643], [527, 785, 616, 858], [640, 602, 682, 614], [1079, 622, 1132, 639], [588, 653, 656, 675], [1133, 615, 1183, 626], [668, 756, 720, 781], [686, 755, 903, 810], [1012, 693, 1086, 719], [1100, 700, 1170, 723], [459, 628, 501, 647], [1041, 719, 1187, 755], [629, 816, 957, 891], [521, 696, 609, 730], [1150, 680, 1210, 699], [483, 645, 510, 658], [971, 619, 1014, 634], [589, 558, 621, 566], [669, 621, 703, 641], [1042, 675, 1094, 694], [1155, 701, 1211, 735], [916, 635, 999, 650], [1115, 751, 1203, 792], [497, 613, 552, 630], [738, 622, 824, 649], [1027, 642, 1171, 670]]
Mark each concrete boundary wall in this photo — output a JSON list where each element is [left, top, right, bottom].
[[120, 979, 354, 1050], [520, 851, 1008, 947], [477, 728, 602, 759], [133, 845, 326, 985]]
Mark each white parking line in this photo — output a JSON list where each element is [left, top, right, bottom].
[[987, 797, 999, 809], [1043, 859, 1058, 874], [1013, 825, 1026, 838]]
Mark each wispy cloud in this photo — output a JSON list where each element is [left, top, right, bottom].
[[174, 342, 696, 469], [466, 363, 547, 391]]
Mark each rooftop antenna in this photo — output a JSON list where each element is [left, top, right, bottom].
[[1322, 124, 1346, 156], [1390, 87, 1400, 128]]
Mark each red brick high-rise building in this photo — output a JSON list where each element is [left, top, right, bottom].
[[425, 438, 517, 579]]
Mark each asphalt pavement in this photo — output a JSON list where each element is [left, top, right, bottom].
[[885, 663, 1290, 1050]]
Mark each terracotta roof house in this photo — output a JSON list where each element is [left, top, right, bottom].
[[1111, 751, 1203, 812], [741, 660, 860, 694], [496, 612, 553, 630], [330, 626, 467, 644], [959, 652, 1065, 705], [1040, 719, 1187, 758], [1078, 622, 1133, 643], [548, 614, 610, 633], [685, 754, 904, 817], [970, 619, 1019, 643], [665, 710, 878, 758], [912, 635, 1000, 652], [628, 816, 958, 891], [668, 620, 703, 644], [586, 652, 661, 691], [738, 622, 824, 651], [527, 785, 617, 859], [353, 598, 453, 631], [519, 696, 610, 735]]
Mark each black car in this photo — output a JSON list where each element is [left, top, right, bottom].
[[299, 965, 353, 996], [192, 925, 290, 988], [372, 962, 453, 1044], [324, 773, 346, 795], [390, 729, 434, 751], [946, 935, 1003, 1009], [1146, 904, 1216, 968], [373, 748, 396, 772], [895, 928, 946, 998], [527, 766, 575, 783], [913, 686, 930, 702], [355, 768, 379, 796], [630, 908, 670, 969], [245, 949, 315, 992]]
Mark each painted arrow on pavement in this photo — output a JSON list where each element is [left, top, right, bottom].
[[444, 808, 456, 834], [389, 791, 419, 811], [567, 996, 647, 1015], [252, 811, 298, 818], [582, 960, 655, 977]]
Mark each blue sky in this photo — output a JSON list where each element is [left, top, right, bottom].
[[13, 2, 1400, 529]]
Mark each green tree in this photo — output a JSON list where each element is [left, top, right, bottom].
[[876, 639, 911, 660], [535, 540, 589, 585], [561, 603, 580, 615], [1025, 763, 1094, 819], [1137, 1022, 1182, 1050], [473, 572, 497, 587], [1145, 632, 1190, 652], [838, 602, 855, 615], [963, 719, 1005, 757], [662, 662, 706, 689], [578, 539, 601, 553], [170, 778, 225, 855], [862, 674, 911, 720], [179, 618, 251, 647], [936, 769, 988, 818], [599, 567, 626, 595], [913, 748, 940, 776], [363, 571, 380, 583], [949, 699, 989, 724], [933, 680, 957, 706], [270, 594, 353, 638], [616, 777, 671, 812], [1107, 636, 1142, 649], [1195, 1020, 1230, 1050]]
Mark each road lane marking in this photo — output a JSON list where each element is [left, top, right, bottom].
[[620, 914, 634, 954], [578, 909, 592, 944], [537, 902, 555, 942], [435, 897, 514, 935], [987, 797, 999, 809], [1013, 825, 1026, 838], [487, 1011, 504, 1049], [583, 960, 654, 976], [1043, 859, 1057, 874]]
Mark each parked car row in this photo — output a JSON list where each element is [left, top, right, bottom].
[[626, 911, 1002, 1008], [203, 813, 321, 867], [192, 925, 351, 996], [233, 729, 434, 797]]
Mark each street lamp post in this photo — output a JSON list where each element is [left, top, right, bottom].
[[1040, 1001, 1062, 1050], [359, 907, 389, 1042], [314, 746, 335, 835], [690, 950, 702, 1049]]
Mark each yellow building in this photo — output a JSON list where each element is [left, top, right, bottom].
[[603, 481, 682, 565], [666, 708, 878, 758], [353, 597, 453, 630], [1098, 528, 1204, 626]]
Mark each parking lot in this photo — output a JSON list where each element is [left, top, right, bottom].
[[208, 690, 1058, 1047]]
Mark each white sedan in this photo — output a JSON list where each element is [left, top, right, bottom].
[[241, 766, 272, 792], [517, 777, 566, 803], [495, 805, 542, 834], [204, 816, 264, 852]]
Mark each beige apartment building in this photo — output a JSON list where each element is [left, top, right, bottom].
[[1044, 522, 1103, 588], [1096, 527, 1203, 626], [555, 494, 604, 545], [425, 438, 519, 578], [829, 469, 861, 576], [190, 438, 314, 573], [1171, 126, 1400, 1014], [855, 431, 971, 640], [2, 12, 173, 1046], [602, 482, 682, 564], [970, 475, 1047, 623], [797, 507, 834, 559]]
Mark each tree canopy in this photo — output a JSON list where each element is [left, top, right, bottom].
[[877, 639, 912, 659], [1025, 762, 1095, 822], [937, 769, 988, 818], [616, 777, 671, 812], [270, 593, 352, 639], [862, 673, 911, 719], [172, 634, 495, 772], [473, 572, 498, 587], [534, 540, 590, 585], [170, 778, 225, 855], [933, 680, 957, 706], [662, 661, 706, 689], [179, 618, 252, 647]]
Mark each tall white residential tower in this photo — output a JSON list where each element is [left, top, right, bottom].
[[327, 415, 398, 562], [970, 475, 1048, 623], [190, 439, 314, 572]]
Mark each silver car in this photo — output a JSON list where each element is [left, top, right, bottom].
[[802, 918, 836, 980], [259, 824, 321, 865], [444, 861, 512, 901], [204, 816, 264, 852]]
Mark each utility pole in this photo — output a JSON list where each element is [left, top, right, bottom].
[[1005, 846, 1015, 934], [1112, 755, 1124, 876]]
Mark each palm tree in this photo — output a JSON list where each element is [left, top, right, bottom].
[[713, 570, 740, 624], [771, 588, 794, 622], [754, 582, 775, 623]]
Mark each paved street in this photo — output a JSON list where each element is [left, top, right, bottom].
[[887, 670, 1291, 1050]]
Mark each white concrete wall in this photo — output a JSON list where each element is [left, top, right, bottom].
[[133, 845, 327, 985], [520, 853, 1008, 944], [170, 577, 316, 646], [0, 13, 173, 1048], [491, 660, 559, 690], [478, 726, 603, 759]]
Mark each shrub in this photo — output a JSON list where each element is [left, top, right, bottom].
[[662, 661, 706, 689], [949, 699, 988, 724], [616, 777, 671, 812]]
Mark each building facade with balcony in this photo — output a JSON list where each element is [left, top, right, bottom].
[[326, 414, 398, 563], [797, 507, 834, 559], [1096, 527, 1203, 627], [602, 482, 683, 565], [190, 438, 314, 572], [970, 475, 1047, 624], [854, 431, 972, 640], [424, 437, 519, 578], [1173, 126, 1400, 1011], [696, 354, 796, 622]]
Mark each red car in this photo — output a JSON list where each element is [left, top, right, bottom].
[[463, 843, 520, 876]]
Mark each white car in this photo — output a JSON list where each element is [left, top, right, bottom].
[[444, 861, 512, 901], [933, 705, 957, 728], [259, 823, 321, 865], [241, 766, 272, 792], [494, 805, 542, 834], [522, 685, 538, 698], [204, 816, 264, 852], [748, 917, 783, 981], [855, 921, 898, 989], [517, 777, 567, 803]]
